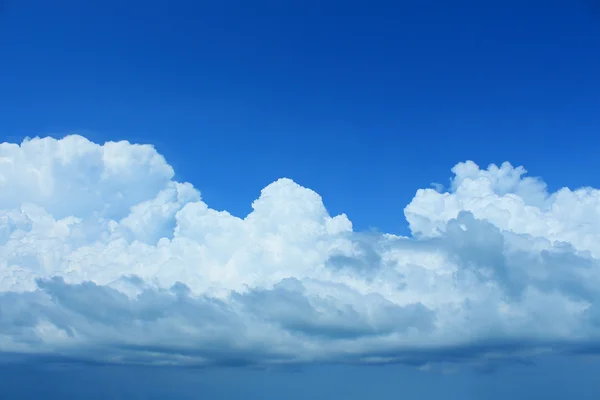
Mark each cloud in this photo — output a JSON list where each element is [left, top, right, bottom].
[[1, 135, 600, 369]]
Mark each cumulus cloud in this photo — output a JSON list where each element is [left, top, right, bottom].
[[1, 135, 600, 369]]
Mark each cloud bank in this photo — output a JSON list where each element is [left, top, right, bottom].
[[1, 135, 600, 369]]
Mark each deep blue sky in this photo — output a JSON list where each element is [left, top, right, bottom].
[[1, 0, 600, 398], [1, 0, 599, 234]]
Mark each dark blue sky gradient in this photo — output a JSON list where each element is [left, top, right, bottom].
[[1, 0, 599, 234], [2, 355, 600, 399]]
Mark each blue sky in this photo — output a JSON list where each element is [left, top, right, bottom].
[[1, 0, 600, 398], [2, 0, 599, 234]]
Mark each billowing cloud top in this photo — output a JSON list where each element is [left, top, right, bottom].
[[1, 135, 600, 369]]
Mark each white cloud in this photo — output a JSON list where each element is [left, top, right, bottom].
[[1, 135, 600, 369]]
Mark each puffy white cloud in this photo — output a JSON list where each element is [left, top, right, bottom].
[[1, 135, 600, 369]]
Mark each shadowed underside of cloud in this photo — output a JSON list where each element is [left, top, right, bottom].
[[1, 135, 600, 370]]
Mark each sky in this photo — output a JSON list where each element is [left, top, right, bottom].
[[1, 0, 600, 399]]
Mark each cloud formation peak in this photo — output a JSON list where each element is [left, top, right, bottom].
[[1, 135, 599, 369]]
